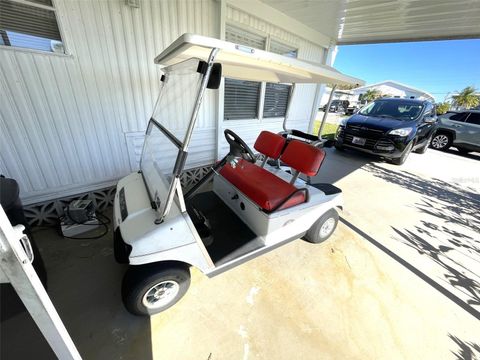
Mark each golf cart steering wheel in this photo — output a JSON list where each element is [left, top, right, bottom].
[[224, 129, 256, 163]]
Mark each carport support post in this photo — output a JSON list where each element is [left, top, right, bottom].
[[0, 206, 81, 360], [318, 84, 337, 139], [282, 83, 296, 131]]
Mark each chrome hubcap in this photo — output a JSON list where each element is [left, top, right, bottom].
[[432, 135, 448, 149], [142, 280, 180, 309], [320, 218, 335, 238]]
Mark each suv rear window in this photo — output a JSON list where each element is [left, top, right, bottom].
[[466, 112, 480, 125], [449, 112, 468, 122]]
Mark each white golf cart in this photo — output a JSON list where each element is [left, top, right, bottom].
[[113, 34, 363, 316]]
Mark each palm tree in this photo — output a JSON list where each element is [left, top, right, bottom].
[[436, 101, 451, 115], [452, 86, 479, 109], [361, 89, 382, 103]]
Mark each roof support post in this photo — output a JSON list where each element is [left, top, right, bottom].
[[282, 83, 296, 131], [318, 84, 337, 139]]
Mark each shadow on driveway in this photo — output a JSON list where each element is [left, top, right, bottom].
[[449, 334, 480, 360], [344, 163, 480, 320]]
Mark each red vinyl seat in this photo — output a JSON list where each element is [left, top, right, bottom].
[[219, 159, 306, 211], [219, 133, 326, 212], [254, 131, 286, 160]]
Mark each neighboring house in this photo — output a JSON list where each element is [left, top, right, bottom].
[[319, 80, 434, 108], [352, 81, 435, 103], [0, 0, 340, 205]]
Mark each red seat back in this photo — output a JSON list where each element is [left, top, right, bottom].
[[254, 131, 286, 160], [280, 140, 325, 176]]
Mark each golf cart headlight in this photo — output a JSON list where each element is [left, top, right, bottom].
[[389, 127, 413, 136]]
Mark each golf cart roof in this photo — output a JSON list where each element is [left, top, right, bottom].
[[154, 33, 364, 86]]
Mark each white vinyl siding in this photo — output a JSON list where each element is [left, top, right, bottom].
[[0, 0, 219, 204]]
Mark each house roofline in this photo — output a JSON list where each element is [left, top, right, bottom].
[[352, 80, 435, 100]]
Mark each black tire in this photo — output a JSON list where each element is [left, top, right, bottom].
[[122, 263, 190, 316], [414, 137, 430, 154], [304, 208, 339, 244], [390, 142, 413, 165], [334, 142, 345, 151], [430, 132, 452, 151]]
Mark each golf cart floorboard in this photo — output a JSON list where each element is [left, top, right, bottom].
[[187, 191, 264, 266]]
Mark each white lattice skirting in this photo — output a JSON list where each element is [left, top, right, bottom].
[[24, 165, 213, 227]]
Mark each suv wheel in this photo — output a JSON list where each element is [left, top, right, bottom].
[[414, 135, 432, 154], [431, 133, 452, 151], [391, 142, 413, 165]]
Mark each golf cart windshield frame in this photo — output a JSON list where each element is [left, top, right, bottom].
[[144, 48, 219, 224]]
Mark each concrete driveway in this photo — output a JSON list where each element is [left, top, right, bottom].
[[2, 148, 479, 360], [312, 146, 480, 316], [147, 147, 479, 360]]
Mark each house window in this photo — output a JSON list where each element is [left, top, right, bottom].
[[224, 25, 265, 120], [263, 40, 297, 118], [224, 25, 299, 120], [224, 79, 261, 120], [0, 0, 65, 53]]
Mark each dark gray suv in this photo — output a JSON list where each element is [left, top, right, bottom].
[[431, 110, 480, 154]]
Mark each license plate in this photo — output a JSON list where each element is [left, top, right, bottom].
[[352, 136, 366, 146]]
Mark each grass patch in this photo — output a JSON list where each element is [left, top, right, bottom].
[[312, 121, 339, 140]]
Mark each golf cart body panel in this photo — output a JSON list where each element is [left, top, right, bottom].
[[213, 165, 343, 239], [113, 34, 364, 314]]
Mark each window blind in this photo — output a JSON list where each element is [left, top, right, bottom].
[[263, 41, 296, 118], [224, 25, 265, 120], [0, 0, 62, 48], [269, 40, 298, 58], [263, 83, 291, 118], [224, 79, 260, 120]]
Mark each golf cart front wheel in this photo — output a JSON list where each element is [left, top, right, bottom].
[[122, 263, 190, 316], [304, 208, 339, 244]]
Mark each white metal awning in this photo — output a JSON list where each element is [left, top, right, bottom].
[[154, 34, 365, 86], [260, 0, 480, 45]]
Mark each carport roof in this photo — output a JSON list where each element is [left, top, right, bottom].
[[260, 0, 480, 45]]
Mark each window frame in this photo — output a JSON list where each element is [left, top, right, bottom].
[[465, 112, 480, 126], [0, 0, 70, 57], [449, 112, 468, 122], [223, 23, 299, 123]]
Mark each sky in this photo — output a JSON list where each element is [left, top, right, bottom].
[[333, 39, 480, 103]]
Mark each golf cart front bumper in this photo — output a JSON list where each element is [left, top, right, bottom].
[[114, 227, 131, 264]]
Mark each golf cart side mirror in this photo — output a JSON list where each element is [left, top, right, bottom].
[[207, 63, 222, 89]]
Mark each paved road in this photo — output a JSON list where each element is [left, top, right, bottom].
[[312, 146, 480, 323]]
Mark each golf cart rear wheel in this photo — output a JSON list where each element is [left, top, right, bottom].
[[304, 208, 339, 244], [122, 263, 190, 316]]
